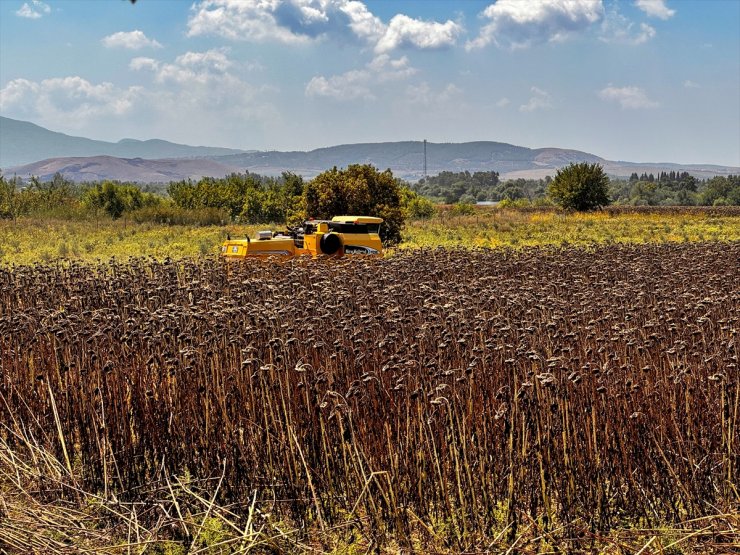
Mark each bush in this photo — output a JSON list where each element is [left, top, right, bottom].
[[451, 202, 475, 216], [548, 163, 611, 211], [401, 187, 436, 219], [498, 198, 532, 209]]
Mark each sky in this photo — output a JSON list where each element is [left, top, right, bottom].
[[1, 0, 738, 166]]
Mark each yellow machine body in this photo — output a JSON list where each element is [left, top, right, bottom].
[[221, 216, 383, 259]]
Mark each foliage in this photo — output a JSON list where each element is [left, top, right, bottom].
[[414, 170, 500, 203], [700, 175, 740, 206], [82, 181, 160, 219], [450, 201, 475, 216], [168, 173, 262, 220], [305, 164, 405, 244], [547, 162, 611, 211], [130, 204, 229, 226], [15, 173, 85, 218], [400, 186, 436, 219], [168, 171, 304, 224], [610, 170, 702, 206], [3, 207, 739, 265], [414, 168, 739, 209], [0, 174, 31, 220]]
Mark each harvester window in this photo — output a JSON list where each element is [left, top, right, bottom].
[[327, 222, 378, 234]]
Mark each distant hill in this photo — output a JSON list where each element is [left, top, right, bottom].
[[214, 141, 606, 180], [2, 118, 737, 182], [6, 155, 239, 183], [0, 116, 245, 168]]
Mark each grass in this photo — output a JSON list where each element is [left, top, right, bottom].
[[1, 208, 739, 265], [401, 208, 740, 249]]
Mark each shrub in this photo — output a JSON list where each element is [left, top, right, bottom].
[[548, 163, 611, 211], [401, 187, 436, 219]]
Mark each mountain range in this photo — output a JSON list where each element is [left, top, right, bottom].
[[0, 117, 244, 168], [1, 116, 737, 182]]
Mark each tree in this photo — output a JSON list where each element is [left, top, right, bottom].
[[400, 187, 436, 219], [82, 181, 144, 219], [304, 164, 405, 244], [700, 175, 740, 206], [0, 174, 34, 222], [547, 163, 610, 211]]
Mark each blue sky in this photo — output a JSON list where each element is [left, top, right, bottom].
[[1, 0, 738, 166]]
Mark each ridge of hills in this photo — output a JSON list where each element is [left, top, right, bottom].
[[1, 117, 737, 182], [0, 116, 245, 168]]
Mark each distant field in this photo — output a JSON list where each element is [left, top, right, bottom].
[[1, 207, 739, 265]]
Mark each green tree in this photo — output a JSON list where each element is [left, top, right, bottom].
[[547, 163, 610, 211], [82, 181, 144, 219], [305, 164, 405, 244], [700, 175, 740, 206], [0, 174, 30, 221], [400, 187, 436, 219]]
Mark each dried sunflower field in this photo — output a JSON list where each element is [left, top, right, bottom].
[[1, 243, 738, 553]]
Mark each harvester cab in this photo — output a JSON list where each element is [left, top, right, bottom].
[[221, 215, 383, 259]]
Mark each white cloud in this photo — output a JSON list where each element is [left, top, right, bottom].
[[131, 48, 241, 86], [121, 49, 280, 145], [305, 71, 375, 101], [683, 80, 700, 89], [129, 57, 160, 71], [0, 76, 141, 127], [519, 86, 552, 112], [600, 10, 655, 45], [467, 0, 604, 50], [15, 0, 50, 19], [375, 14, 462, 53], [632, 22, 655, 44], [341, 0, 386, 43], [188, 0, 313, 44], [188, 0, 460, 52], [406, 82, 462, 106], [306, 54, 417, 100], [599, 85, 659, 109], [129, 49, 273, 118], [496, 97, 510, 108], [635, 0, 675, 20], [102, 30, 162, 50]]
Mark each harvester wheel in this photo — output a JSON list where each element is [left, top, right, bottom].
[[319, 233, 343, 255]]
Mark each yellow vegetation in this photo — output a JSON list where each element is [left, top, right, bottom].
[[1, 208, 738, 265]]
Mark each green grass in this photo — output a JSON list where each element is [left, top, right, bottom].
[[1, 208, 739, 265]]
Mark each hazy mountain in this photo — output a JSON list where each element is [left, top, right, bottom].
[[8, 156, 240, 183], [213, 141, 606, 180], [3, 118, 737, 182], [0, 117, 245, 168]]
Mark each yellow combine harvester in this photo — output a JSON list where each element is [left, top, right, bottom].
[[221, 215, 383, 259]]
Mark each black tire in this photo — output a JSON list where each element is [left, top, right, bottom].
[[319, 233, 342, 255]]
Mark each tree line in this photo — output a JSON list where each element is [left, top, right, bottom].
[[2, 164, 737, 238], [0, 165, 436, 244], [415, 169, 740, 207]]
